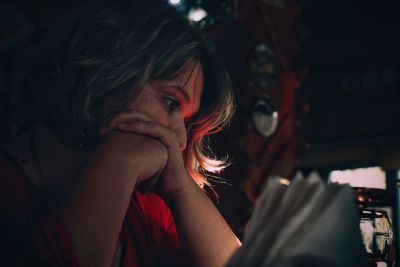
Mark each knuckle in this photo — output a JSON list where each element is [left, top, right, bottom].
[[135, 120, 149, 129], [160, 146, 168, 161]]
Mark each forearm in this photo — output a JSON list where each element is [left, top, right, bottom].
[[167, 177, 241, 267], [59, 150, 138, 267]]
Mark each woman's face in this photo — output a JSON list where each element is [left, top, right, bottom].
[[129, 61, 204, 150]]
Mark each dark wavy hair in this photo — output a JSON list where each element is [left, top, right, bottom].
[[17, 0, 235, 187]]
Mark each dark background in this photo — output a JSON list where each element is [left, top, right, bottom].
[[1, 0, 400, 253]]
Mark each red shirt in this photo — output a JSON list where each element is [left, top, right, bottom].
[[0, 151, 186, 266]]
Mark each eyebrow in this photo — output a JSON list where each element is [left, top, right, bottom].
[[168, 85, 191, 103]]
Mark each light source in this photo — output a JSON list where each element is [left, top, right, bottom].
[[166, 0, 235, 29], [168, 0, 182, 5], [187, 6, 208, 22]]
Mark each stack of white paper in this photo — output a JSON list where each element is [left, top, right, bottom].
[[226, 173, 368, 267]]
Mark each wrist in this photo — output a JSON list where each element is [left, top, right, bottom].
[[163, 176, 201, 208]]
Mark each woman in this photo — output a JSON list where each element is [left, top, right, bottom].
[[0, 0, 240, 266]]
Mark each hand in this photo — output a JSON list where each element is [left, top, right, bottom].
[[101, 109, 192, 197], [97, 127, 168, 190]]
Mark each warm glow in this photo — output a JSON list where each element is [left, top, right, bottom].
[[357, 195, 365, 203], [279, 178, 290, 186], [329, 167, 386, 189]]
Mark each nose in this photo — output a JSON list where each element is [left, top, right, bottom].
[[169, 116, 187, 151]]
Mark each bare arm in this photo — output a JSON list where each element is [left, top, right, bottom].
[[167, 177, 241, 267], [114, 110, 241, 267], [59, 131, 168, 267], [60, 108, 240, 267]]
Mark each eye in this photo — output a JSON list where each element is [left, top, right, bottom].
[[162, 95, 181, 112]]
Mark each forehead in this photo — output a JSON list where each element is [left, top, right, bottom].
[[163, 60, 204, 101], [173, 61, 203, 89]]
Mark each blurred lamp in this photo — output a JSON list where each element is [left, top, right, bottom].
[[188, 7, 208, 23], [168, 0, 182, 5], [167, 0, 235, 29]]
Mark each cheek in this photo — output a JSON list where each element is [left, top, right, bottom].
[[129, 94, 168, 125]]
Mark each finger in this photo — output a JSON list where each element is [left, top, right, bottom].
[[117, 120, 180, 151], [101, 109, 154, 134], [101, 110, 153, 134]]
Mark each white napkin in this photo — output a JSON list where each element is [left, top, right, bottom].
[[226, 174, 368, 267]]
